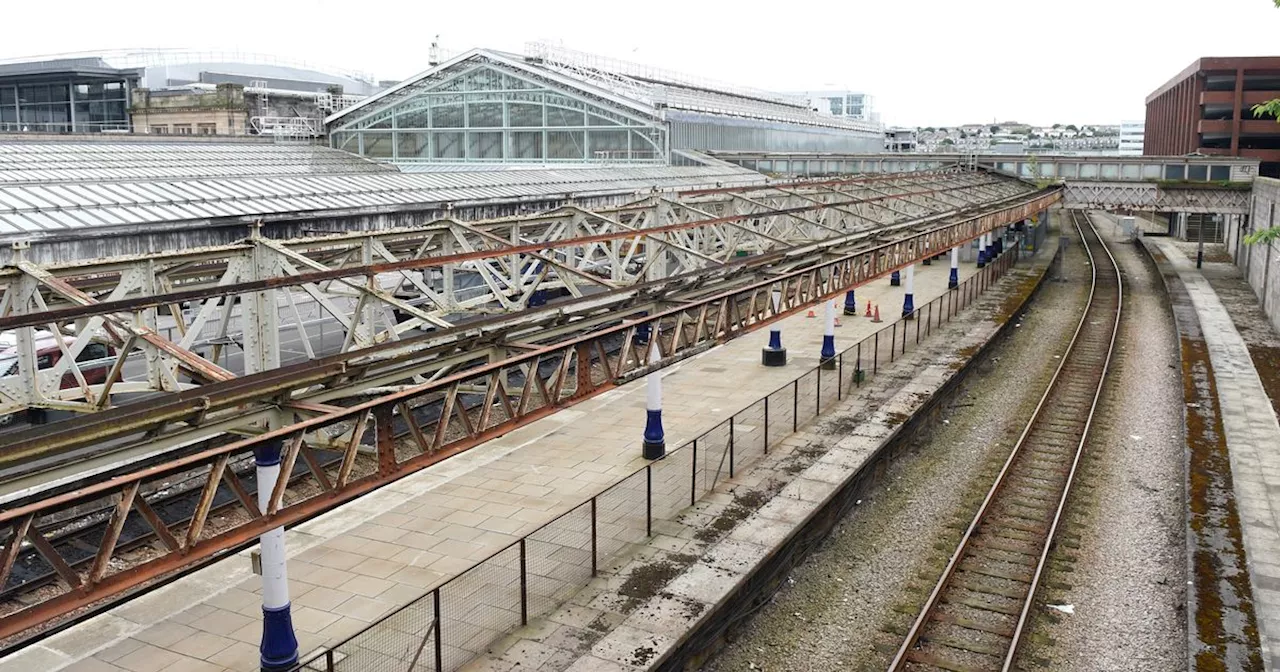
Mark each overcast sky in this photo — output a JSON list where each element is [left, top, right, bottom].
[[3, 0, 1279, 127]]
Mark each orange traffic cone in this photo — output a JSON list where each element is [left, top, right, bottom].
[[806, 309, 816, 318], [872, 305, 882, 323], [865, 300, 872, 318]]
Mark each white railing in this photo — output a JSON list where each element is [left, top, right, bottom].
[[249, 116, 322, 138]]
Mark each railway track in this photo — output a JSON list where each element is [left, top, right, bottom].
[[887, 211, 1122, 672]]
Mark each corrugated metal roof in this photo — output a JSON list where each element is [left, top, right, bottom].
[[0, 163, 765, 236], [0, 142, 396, 184]]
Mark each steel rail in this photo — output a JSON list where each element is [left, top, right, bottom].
[[886, 209, 1121, 671], [0, 189, 1060, 640]]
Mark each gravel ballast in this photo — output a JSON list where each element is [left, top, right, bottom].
[[1016, 214, 1187, 671], [705, 218, 1091, 672]]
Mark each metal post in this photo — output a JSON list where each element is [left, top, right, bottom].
[[816, 363, 822, 415], [689, 442, 697, 505], [763, 397, 769, 454], [890, 322, 896, 363], [873, 332, 879, 375], [837, 353, 843, 400], [590, 497, 598, 575], [645, 465, 652, 537], [519, 539, 528, 626], [433, 589, 443, 672], [843, 289, 858, 316], [642, 339, 665, 459], [820, 298, 836, 370], [763, 289, 786, 366], [792, 379, 798, 432], [1197, 213, 1206, 269], [856, 341, 862, 387], [255, 437, 298, 672], [948, 246, 959, 290], [901, 264, 915, 319], [728, 417, 735, 478]]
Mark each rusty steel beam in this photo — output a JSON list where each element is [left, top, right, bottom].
[[0, 187, 1060, 640], [0, 178, 1026, 470], [0, 179, 1008, 332]]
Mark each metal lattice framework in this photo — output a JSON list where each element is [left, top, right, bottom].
[[0, 169, 1058, 639], [0, 171, 1025, 421], [1061, 181, 1251, 213]]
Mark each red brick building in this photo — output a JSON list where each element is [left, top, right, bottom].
[[1145, 56, 1280, 176]]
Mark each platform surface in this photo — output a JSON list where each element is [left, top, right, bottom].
[[1, 257, 986, 672], [1147, 236, 1280, 670]]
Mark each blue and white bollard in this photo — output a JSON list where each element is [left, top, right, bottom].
[[635, 312, 652, 345], [642, 339, 666, 459], [976, 233, 987, 269], [762, 289, 787, 367], [256, 439, 298, 672], [949, 246, 960, 290], [902, 264, 915, 319], [843, 289, 858, 316], [820, 299, 837, 370], [890, 270, 900, 287]]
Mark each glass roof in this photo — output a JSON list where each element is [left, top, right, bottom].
[[0, 142, 396, 185], [0, 164, 765, 234]]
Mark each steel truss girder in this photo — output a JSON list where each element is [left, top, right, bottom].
[[1060, 181, 1250, 214], [0, 171, 1021, 417], [0, 188, 1061, 640]]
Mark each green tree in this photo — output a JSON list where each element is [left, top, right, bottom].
[[1247, 0, 1280, 244], [1065, 124, 1078, 132], [989, 125, 1000, 133]]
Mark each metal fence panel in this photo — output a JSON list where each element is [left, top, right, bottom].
[[651, 445, 693, 521], [794, 369, 819, 429], [438, 545, 521, 671], [594, 469, 648, 563], [731, 399, 767, 475], [698, 422, 732, 493], [766, 385, 795, 449], [524, 503, 593, 620], [310, 245, 1028, 672], [335, 597, 437, 672]]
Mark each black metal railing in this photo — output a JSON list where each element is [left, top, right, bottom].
[[296, 244, 1021, 672]]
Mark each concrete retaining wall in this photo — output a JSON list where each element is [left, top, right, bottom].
[[1236, 176, 1280, 335]]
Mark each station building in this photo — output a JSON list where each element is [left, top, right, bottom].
[[325, 44, 884, 168], [0, 50, 377, 136]]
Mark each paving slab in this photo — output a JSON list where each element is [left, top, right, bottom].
[[468, 247, 1053, 671], [1, 255, 990, 672], [1147, 237, 1280, 669]]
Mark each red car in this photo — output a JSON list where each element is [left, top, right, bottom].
[[0, 333, 116, 425]]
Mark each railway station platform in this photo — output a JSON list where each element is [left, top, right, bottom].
[[469, 243, 1056, 672], [0, 252, 1000, 672], [1145, 236, 1280, 669]]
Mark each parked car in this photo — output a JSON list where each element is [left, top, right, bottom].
[[0, 332, 116, 426]]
